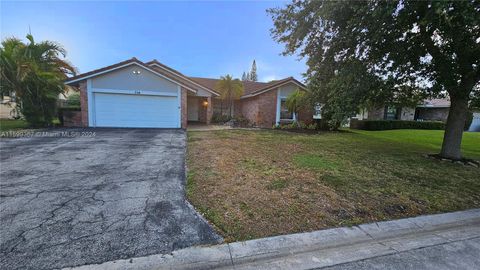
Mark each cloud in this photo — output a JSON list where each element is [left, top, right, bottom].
[[255, 59, 275, 73], [261, 75, 279, 82]]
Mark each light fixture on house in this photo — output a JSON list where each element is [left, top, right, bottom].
[[202, 100, 209, 107], [132, 70, 141, 75]]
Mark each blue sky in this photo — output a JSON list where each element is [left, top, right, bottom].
[[1, 1, 307, 82]]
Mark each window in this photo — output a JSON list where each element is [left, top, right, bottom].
[[280, 98, 293, 120], [384, 106, 400, 120], [313, 103, 322, 119]]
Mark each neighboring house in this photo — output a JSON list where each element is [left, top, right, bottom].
[[355, 98, 451, 122], [0, 96, 18, 119], [0, 87, 77, 119], [64, 58, 312, 129], [414, 98, 450, 122]]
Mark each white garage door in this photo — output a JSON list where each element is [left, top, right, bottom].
[[93, 92, 179, 128]]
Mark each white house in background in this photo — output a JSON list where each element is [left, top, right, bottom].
[[469, 112, 480, 132], [0, 96, 17, 119], [354, 98, 450, 122], [0, 88, 77, 119], [352, 98, 479, 132]]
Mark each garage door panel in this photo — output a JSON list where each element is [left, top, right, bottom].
[[93, 93, 179, 128]]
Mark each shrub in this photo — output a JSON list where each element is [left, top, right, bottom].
[[306, 123, 318, 130], [350, 119, 445, 130], [314, 119, 330, 130], [66, 93, 81, 106], [273, 121, 307, 130], [232, 116, 250, 127], [211, 113, 231, 123], [21, 94, 58, 127]]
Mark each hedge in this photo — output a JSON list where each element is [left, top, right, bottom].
[[58, 106, 81, 112], [350, 119, 445, 130]]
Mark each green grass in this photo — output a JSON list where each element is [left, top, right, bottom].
[[187, 129, 480, 242], [0, 118, 63, 132], [0, 119, 29, 131], [351, 129, 480, 158], [294, 154, 341, 170], [267, 179, 289, 190]]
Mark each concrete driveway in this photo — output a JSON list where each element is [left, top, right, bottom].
[[0, 128, 221, 270]]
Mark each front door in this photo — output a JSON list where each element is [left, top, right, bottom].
[[188, 98, 199, 121]]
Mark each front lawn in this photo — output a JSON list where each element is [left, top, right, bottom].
[[187, 129, 480, 242], [0, 119, 29, 131], [0, 118, 62, 132]]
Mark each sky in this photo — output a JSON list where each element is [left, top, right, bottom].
[[1, 0, 307, 82]]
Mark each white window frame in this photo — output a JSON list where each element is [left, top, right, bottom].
[[276, 88, 296, 125], [313, 103, 323, 119]]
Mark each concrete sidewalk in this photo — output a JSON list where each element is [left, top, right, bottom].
[[66, 209, 480, 270]]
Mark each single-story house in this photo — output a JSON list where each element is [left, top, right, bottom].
[[64, 58, 312, 129], [355, 98, 451, 122]]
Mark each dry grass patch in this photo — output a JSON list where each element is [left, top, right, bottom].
[[187, 129, 480, 242]]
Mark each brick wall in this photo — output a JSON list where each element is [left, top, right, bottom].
[[255, 90, 277, 127], [206, 96, 212, 124], [198, 98, 207, 123], [236, 90, 278, 128], [213, 98, 229, 116], [297, 107, 314, 124], [79, 81, 88, 127], [238, 96, 258, 125], [181, 87, 188, 129], [233, 100, 242, 117], [62, 110, 82, 127]]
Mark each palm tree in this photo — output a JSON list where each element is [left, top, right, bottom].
[[285, 89, 306, 122], [215, 75, 244, 117], [0, 34, 76, 126]]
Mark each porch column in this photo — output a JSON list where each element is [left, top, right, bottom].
[[206, 96, 213, 125]]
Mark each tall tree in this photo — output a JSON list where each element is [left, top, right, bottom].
[[269, 0, 480, 160], [215, 75, 244, 117], [242, 71, 247, 81], [250, 60, 258, 81], [0, 34, 76, 126]]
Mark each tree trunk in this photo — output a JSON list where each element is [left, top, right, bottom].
[[439, 96, 468, 160]]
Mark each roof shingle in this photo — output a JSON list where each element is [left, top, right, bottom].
[[65, 58, 304, 98], [189, 76, 304, 97]]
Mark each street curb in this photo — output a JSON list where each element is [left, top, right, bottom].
[[65, 208, 480, 270]]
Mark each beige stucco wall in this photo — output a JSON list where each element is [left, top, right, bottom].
[[367, 107, 385, 120], [400, 107, 415, 120], [0, 101, 17, 119], [196, 88, 213, 97], [278, 83, 299, 97]]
